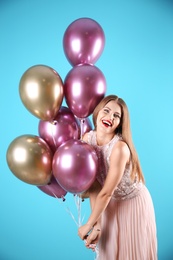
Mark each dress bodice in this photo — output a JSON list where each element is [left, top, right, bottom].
[[87, 130, 143, 200]]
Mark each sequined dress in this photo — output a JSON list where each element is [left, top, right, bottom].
[[87, 131, 157, 260]]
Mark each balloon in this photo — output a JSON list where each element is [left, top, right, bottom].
[[77, 117, 93, 138], [52, 139, 98, 194], [64, 64, 106, 118], [6, 135, 53, 185], [63, 17, 105, 66], [38, 106, 80, 153], [37, 175, 67, 199], [19, 65, 64, 121]]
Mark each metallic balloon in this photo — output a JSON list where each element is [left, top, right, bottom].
[[37, 175, 67, 199], [64, 64, 106, 118], [19, 65, 64, 121], [38, 106, 80, 153], [63, 18, 105, 66], [6, 135, 53, 185], [52, 139, 98, 194]]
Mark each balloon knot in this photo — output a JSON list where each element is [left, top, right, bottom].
[[52, 120, 57, 125], [61, 195, 66, 202]]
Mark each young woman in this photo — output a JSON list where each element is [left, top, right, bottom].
[[78, 95, 157, 260]]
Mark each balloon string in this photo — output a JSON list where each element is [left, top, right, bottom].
[[52, 192, 98, 259], [94, 247, 99, 260], [65, 206, 80, 227], [73, 195, 99, 260], [79, 118, 85, 140], [53, 193, 84, 227], [50, 121, 57, 149], [69, 194, 85, 227], [74, 194, 85, 227]]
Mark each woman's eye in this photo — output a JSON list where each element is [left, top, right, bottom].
[[103, 109, 109, 113], [113, 114, 120, 118]]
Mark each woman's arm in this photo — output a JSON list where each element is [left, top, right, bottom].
[[88, 180, 102, 231], [84, 180, 102, 249], [78, 140, 130, 240]]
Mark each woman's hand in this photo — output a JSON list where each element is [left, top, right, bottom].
[[85, 227, 101, 251], [78, 224, 93, 240]]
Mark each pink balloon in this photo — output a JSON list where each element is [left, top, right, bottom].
[[63, 18, 105, 66], [52, 139, 98, 194], [38, 106, 80, 153], [37, 175, 67, 199], [64, 64, 106, 118]]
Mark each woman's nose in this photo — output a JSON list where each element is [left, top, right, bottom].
[[110, 113, 114, 120]]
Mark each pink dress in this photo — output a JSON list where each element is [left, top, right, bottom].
[[87, 131, 157, 260]]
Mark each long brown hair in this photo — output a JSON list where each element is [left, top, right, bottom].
[[93, 95, 144, 183]]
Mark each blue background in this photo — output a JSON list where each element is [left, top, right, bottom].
[[1, 0, 173, 259]]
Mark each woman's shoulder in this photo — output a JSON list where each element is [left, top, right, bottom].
[[111, 139, 130, 160], [82, 130, 95, 143]]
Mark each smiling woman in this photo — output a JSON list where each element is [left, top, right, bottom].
[[78, 95, 157, 260], [97, 102, 121, 130], [1, 0, 173, 259]]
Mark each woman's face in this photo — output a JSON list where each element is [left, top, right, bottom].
[[96, 100, 121, 133]]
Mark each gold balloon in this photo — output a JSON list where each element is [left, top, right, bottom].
[[6, 135, 53, 185], [19, 65, 64, 121]]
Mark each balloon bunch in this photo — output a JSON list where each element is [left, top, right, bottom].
[[6, 18, 106, 201], [63, 18, 106, 127]]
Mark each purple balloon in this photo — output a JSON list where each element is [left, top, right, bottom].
[[37, 175, 67, 199], [52, 139, 98, 194], [38, 106, 80, 153], [63, 18, 105, 66], [64, 64, 106, 118]]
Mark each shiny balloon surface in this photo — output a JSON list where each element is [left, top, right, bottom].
[[38, 106, 80, 153], [63, 18, 105, 66], [52, 139, 98, 194], [38, 175, 67, 199], [6, 135, 53, 185], [19, 65, 64, 121], [64, 64, 106, 118]]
